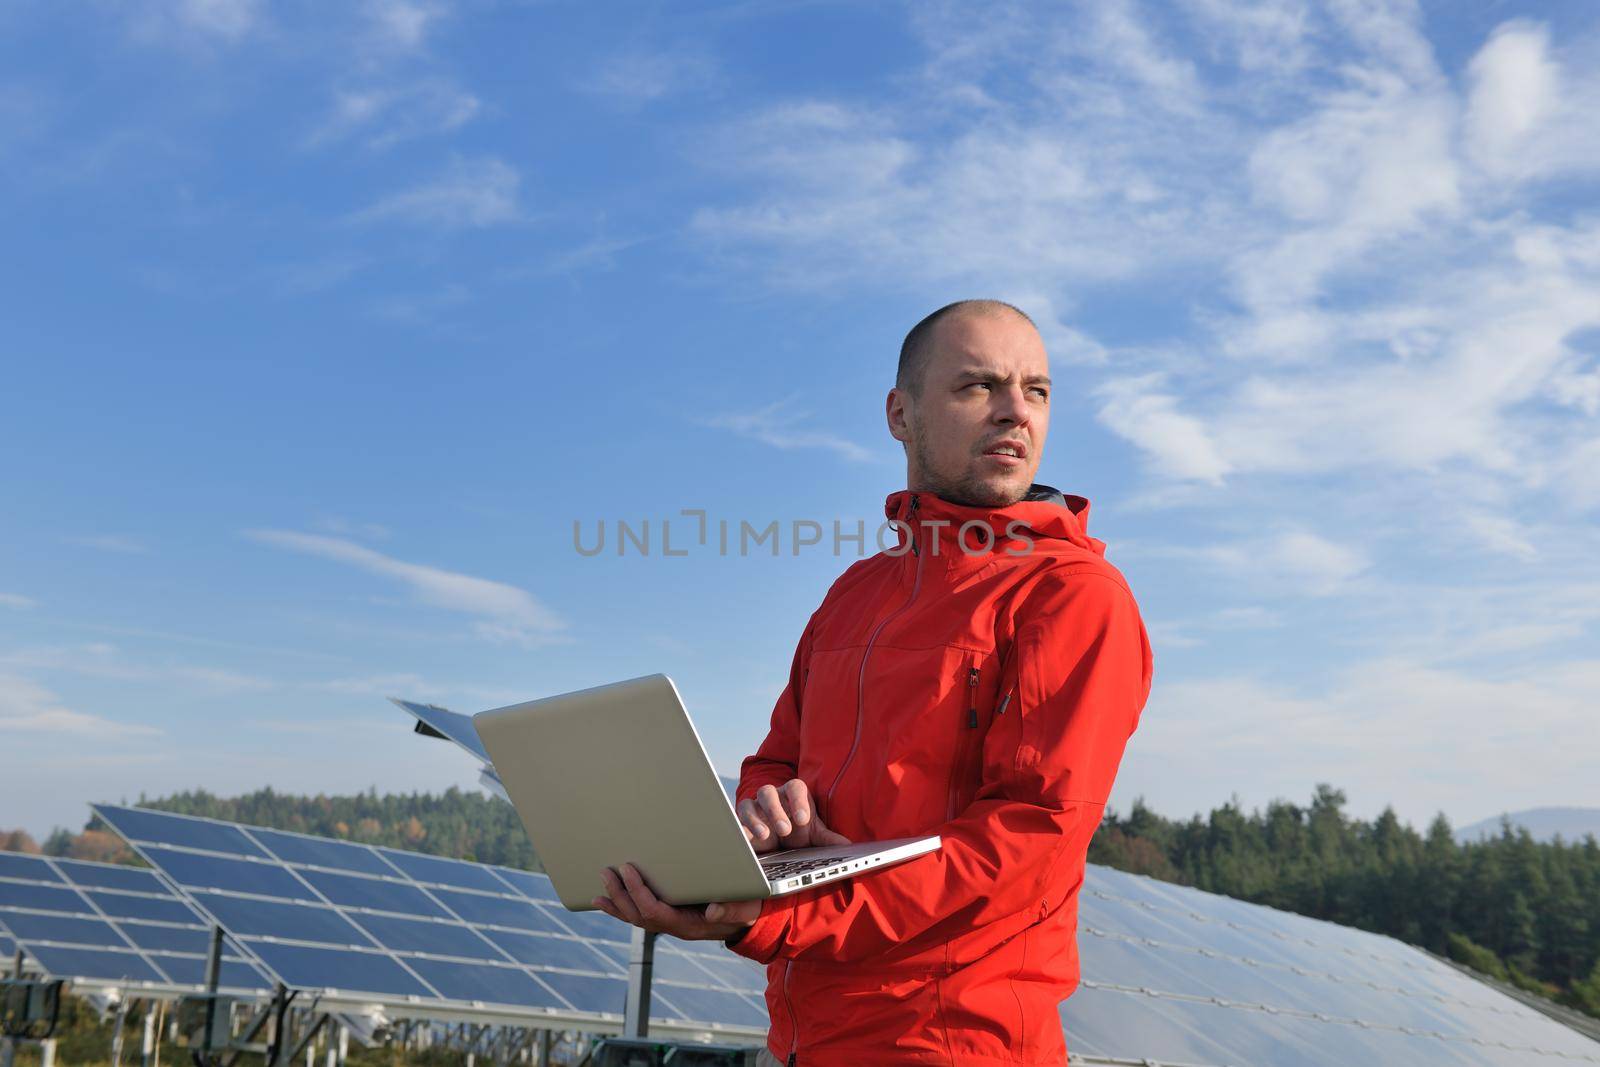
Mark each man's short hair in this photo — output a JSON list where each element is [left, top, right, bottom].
[[896, 299, 1037, 397]]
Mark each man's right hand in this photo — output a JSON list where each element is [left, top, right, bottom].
[[736, 779, 851, 852]]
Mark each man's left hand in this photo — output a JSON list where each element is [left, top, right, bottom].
[[593, 864, 762, 940]]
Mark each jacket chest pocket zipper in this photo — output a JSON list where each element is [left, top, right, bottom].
[[948, 665, 985, 820]]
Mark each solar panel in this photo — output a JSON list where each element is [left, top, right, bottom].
[[0, 850, 271, 996], [390, 699, 493, 764], [1065, 865, 1600, 1066], [93, 805, 767, 1034]]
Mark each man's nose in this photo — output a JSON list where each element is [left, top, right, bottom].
[[992, 385, 1031, 426]]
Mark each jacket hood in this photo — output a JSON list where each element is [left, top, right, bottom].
[[883, 482, 1105, 560]]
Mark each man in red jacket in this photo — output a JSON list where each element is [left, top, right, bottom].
[[595, 299, 1154, 1065]]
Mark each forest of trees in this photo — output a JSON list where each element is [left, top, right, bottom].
[[1089, 784, 1600, 1019], [5, 782, 1598, 1022]]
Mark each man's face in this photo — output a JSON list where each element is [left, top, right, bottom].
[[888, 310, 1051, 507]]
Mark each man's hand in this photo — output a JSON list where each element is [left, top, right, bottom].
[[736, 779, 851, 853], [592, 864, 763, 940]]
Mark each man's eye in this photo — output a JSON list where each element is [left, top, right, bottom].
[[1030, 388, 1049, 400]]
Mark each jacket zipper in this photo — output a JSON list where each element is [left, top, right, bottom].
[[948, 665, 982, 820], [782, 958, 798, 1065], [824, 494, 923, 810]]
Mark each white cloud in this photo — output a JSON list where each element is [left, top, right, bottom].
[[367, 282, 472, 324], [312, 517, 392, 541], [364, 0, 446, 51], [691, 95, 1207, 292], [1128, 219, 1600, 492], [699, 398, 877, 464], [0, 644, 274, 692], [178, 0, 260, 39], [1118, 655, 1600, 824], [1463, 21, 1558, 178], [1210, 606, 1283, 629], [307, 673, 522, 707], [1177, 0, 1312, 76], [0, 593, 36, 610], [308, 80, 479, 150], [354, 156, 521, 228], [245, 530, 566, 646], [1463, 514, 1538, 562], [125, 0, 263, 45], [1180, 529, 1369, 596], [0, 674, 160, 738], [1230, 55, 1461, 342], [689, 6, 1600, 521], [1089, 0, 1203, 107], [585, 48, 717, 105], [1095, 374, 1232, 485]]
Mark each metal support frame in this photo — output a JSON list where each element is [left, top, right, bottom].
[[622, 927, 656, 1038], [281, 1003, 332, 1067], [110, 997, 131, 1067], [0, 1036, 55, 1067]]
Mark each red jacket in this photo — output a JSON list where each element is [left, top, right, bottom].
[[728, 485, 1153, 1066]]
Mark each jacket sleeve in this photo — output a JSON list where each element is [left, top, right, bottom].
[[728, 570, 1152, 966], [735, 610, 817, 807]]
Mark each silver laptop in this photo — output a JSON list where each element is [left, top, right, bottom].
[[473, 674, 941, 911]]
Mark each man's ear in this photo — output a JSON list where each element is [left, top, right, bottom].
[[886, 388, 912, 442]]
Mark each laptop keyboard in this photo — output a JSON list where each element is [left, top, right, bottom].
[[763, 855, 849, 879]]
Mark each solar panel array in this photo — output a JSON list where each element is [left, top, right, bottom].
[[0, 850, 270, 995], [9, 805, 1597, 1062], [1065, 865, 1600, 1066], [93, 805, 767, 1033]]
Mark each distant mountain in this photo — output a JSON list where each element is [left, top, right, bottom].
[[1455, 807, 1600, 844]]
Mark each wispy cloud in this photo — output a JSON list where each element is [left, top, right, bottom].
[[583, 47, 718, 106], [1464, 514, 1539, 562], [363, 0, 448, 52], [125, 0, 265, 46], [0, 593, 36, 610], [307, 672, 522, 707], [179, 0, 261, 39], [1094, 374, 1231, 485], [353, 156, 522, 228], [312, 517, 391, 541], [245, 530, 566, 646], [0, 673, 161, 738], [1143, 529, 1370, 597], [264, 256, 368, 297], [367, 282, 472, 324], [0, 644, 274, 692], [699, 398, 877, 464], [66, 534, 148, 554], [307, 80, 479, 150]]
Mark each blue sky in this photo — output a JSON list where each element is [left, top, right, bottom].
[[4, 0, 1599, 840]]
